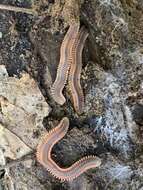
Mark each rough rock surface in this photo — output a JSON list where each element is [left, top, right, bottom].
[[0, 65, 51, 149], [0, 0, 143, 190], [0, 123, 32, 160]]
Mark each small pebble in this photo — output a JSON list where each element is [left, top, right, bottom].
[[23, 159, 33, 168], [48, 0, 55, 3], [0, 32, 2, 39], [132, 104, 143, 125]]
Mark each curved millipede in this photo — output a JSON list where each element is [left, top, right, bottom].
[[69, 26, 88, 114], [36, 117, 101, 181], [51, 23, 79, 105]]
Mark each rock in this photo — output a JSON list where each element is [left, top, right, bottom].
[[67, 176, 91, 190], [96, 154, 134, 190], [52, 126, 97, 166], [3, 169, 15, 190], [0, 123, 31, 160], [0, 65, 8, 79], [0, 32, 2, 39], [0, 0, 143, 189], [8, 164, 52, 190], [132, 104, 143, 126], [0, 149, 5, 166], [84, 64, 135, 160], [0, 66, 51, 149]]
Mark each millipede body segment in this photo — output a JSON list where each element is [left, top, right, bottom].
[[69, 26, 89, 114], [51, 23, 88, 114], [36, 117, 101, 181], [51, 23, 79, 105]]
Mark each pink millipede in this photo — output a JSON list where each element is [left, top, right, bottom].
[[51, 23, 79, 105], [69, 26, 88, 114], [36, 117, 101, 181]]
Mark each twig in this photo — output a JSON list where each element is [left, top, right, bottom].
[[0, 4, 37, 15]]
